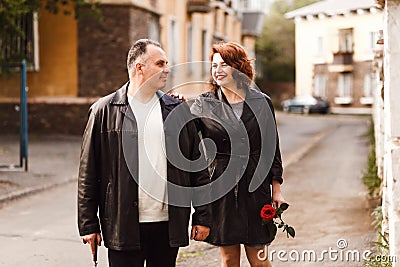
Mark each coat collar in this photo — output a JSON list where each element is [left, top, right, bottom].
[[196, 88, 245, 135], [110, 82, 181, 121], [110, 82, 129, 105], [209, 87, 267, 125], [110, 82, 180, 106]]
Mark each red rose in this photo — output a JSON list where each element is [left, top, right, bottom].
[[260, 204, 276, 221]]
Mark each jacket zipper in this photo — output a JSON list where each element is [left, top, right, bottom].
[[234, 184, 239, 209]]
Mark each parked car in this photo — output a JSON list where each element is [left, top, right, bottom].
[[281, 95, 330, 114]]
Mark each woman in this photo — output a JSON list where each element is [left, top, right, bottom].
[[190, 42, 286, 267]]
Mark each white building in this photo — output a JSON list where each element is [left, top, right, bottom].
[[242, 0, 272, 13], [285, 0, 383, 114], [373, 0, 400, 264]]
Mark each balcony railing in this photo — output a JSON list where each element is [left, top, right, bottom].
[[333, 51, 353, 65], [187, 0, 211, 13]]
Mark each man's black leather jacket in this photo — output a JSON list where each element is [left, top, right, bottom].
[[78, 83, 211, 250]]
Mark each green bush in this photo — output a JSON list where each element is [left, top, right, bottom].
[[362, 119, 381, 198], [363, 208, 392, 267], [362, 120, 392, 267]]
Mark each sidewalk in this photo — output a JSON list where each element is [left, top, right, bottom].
[[0, 135, 81, 205]]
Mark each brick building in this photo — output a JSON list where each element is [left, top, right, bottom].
[[0, 0, 263, 134]]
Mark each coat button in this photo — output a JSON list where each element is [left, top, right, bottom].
[[133, 201, 138, 207]]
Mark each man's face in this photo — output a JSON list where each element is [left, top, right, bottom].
[[140, 44, 170, 90]]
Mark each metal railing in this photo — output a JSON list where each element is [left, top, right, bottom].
[[187, 0, 212, 13], [0, 59, 28, 171]]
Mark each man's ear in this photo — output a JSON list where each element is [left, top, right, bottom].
[[135, 63, 143, 74]]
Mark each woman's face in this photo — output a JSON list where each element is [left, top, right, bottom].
[[211, 53, 235, 88]]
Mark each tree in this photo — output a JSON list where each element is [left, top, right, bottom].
[[0, 0, 99, 69], [256, 0, 321, 83]]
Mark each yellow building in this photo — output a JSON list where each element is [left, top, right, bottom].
[[0, 0, 263, 133], [286, 0, 383, 114], [0, 4, 79, 98]]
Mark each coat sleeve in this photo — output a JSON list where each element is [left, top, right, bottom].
[[266, 97, 284, 185], [185, 104, 212, 227], [77, 106, 101, 236]]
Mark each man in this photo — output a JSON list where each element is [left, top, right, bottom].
[[78, 39, 211, 267]]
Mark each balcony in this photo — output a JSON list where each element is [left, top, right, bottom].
[[333, 51, 353, 65], [187, 0, 211, 13], [329, 51, 354, 72], [242, 11, 265, 37]]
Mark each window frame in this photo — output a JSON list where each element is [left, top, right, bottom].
[[1, 12, 39, 71], [337, 73, 353, 97]]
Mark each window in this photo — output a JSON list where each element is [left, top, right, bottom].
[[148, 16, 160, 42], [363, 74, 375, 97], [317, 36, 323, 55], [337, 73, 352, 97], [338, 28, 353, 53], [214, 8, 220, 34], [187, 23, 193, 73], [334, 73, 353, 104], [1, 12, 39, 71], [223, 12, 228, 36], [202, 30, 209, 77], [360, 73, 375, 105], [314, 74, 327, 97], [168, 18, 179, 65], [231, 0, 240, 10], [313, 36, 326, 63], [369, 31, 378, 51]]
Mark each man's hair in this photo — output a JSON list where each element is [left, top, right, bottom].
[[127, 39, 161, 71]]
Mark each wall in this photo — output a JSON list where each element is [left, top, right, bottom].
[[0, 99, 93, 135], [382, 0, 400, 261], [374, 0, 400, 263], [0, 4, 78, 98], [77, 5, 145, 97]]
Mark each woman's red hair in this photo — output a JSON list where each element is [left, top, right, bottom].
[[209, 41, 254, 90]]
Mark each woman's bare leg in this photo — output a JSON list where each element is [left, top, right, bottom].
[[219, 244, 241, 267], [244, 245, 272, 267]]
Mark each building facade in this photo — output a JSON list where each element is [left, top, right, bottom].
[[373, 0, 400, 263], [0, 0, 263, 133], [286, 0, 383, 114]]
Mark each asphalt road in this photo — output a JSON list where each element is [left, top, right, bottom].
[[0, 113, 375, 267], [178, 114, 375, 267]]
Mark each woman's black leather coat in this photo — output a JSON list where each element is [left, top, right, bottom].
[[190, 87, 283, 245]]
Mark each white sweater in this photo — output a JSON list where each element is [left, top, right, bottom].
[[128, 93, 168, 223]]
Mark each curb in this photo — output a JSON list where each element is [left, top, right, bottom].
[[0, 177, 76, 204], [283, 125, 336, 169]]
